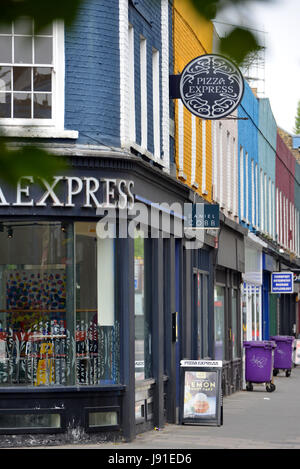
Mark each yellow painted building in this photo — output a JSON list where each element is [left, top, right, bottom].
[[173, 0, 214, 202]]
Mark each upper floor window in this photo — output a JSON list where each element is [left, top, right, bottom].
[[0, 18, 64, 130]]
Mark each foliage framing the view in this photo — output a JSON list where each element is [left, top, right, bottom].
[[0, 0, 271, 184]]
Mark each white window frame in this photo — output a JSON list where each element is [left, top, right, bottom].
[[286, 197, 289, 248], [290, 201, 293, 251], [284, 194, 287, 247], [264, 173, 267, 233], [219, 123, 223, 204], [280, 191, 283, 246], [294, 206, 296, 254], [0, 20, 76, 139], [152, 47, 160, 160], [191, 114, 196, 186], [260, 169, 264, 232], [213, 121, 218, 201], [233, 137, 237, 217], [178, 99, 184, 177], [240, 146, 244, 220], [140, 35, 147, 151], [295, 209, 300, 256], [271, 181, 276, 239], [255, 163, 258, 228], [268, 178, 272, 236], [276, 187, 279, 242], [202, 120, 207, 194], [226, 131, 231, 211], [251, 159, 254, 226], [245, 152, 249, 223], [128, 24, 136, 144]]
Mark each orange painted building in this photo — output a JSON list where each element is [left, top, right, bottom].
[[173, 0, 214, 202]]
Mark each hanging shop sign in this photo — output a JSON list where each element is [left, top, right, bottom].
[[271, 272, 294, 294], [180, 360, 223, 426], [184, 203, 219, 229], [170, 54, 244, 120]]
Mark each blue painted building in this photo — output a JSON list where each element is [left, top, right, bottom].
[[258, 98, 277, 340], [64, 0, 121, 147], [258, 98, 277, 239], [238, 81, 259, 231], [238, 83, 264, 343]]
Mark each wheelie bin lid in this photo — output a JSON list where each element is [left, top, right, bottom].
[[270, 335, 294, 343], [243, 340, 276, 349]]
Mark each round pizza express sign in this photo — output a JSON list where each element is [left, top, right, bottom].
[[179, 54, 244, 120]]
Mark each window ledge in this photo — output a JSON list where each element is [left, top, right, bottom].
[[0, 127, 78, 140]]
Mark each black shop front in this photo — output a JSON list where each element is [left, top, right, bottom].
[[0, 152, 193, 446]]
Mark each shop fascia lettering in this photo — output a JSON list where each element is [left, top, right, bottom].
[[0, 176, 135, 209]]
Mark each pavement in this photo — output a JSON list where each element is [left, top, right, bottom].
[[12, 364, 300, 451]]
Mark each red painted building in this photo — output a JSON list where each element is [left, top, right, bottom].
[[276, 132, 296, 253], [276, 131, 298, 337]]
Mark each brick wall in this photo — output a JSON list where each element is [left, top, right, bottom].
[[173, 0, 213, 202], [64, 0, 121, 147]]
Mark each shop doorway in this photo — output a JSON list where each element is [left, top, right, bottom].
[[193, 269, 209, 359]]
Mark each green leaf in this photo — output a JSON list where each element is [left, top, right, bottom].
[[0, 142, 68, 186], [218, 27, 261, 65], [190, 0, 273, 21], [189, 0, 220, 20], [0, 0, 85, 30]]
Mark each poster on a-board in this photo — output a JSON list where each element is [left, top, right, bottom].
[[180, 360, 223, 426]]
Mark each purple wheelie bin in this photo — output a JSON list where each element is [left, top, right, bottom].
[[243, 341, 276, 392], [270, 335, 294, 377]]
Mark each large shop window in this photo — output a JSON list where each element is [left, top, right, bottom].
[[231, 289, 238, 359], [134, 234, 152, 380], [242, 283, 261, 341], [0, 221, 119, 387], [214, 286, 225, 361]]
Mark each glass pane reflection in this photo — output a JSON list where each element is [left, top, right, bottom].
[[0, 93, 11, 117], [33, 93, 51, 119], [0, 37, 12, 63], [14, 36, 32, 64], [0, 67, 11, 91], [14, 18, 33, 35], [13, 67, 31, 91], [34, 37, 52, 64], [13, 92, 31, 118], [33, 67, 51, 91]]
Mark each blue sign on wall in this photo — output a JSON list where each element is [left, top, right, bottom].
[[271, 272, 294, 294]]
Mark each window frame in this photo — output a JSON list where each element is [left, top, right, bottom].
[[0, 20, 74, 138]]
